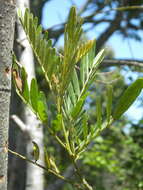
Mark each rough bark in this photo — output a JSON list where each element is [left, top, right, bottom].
[[0, 1, 15, 190], [16, 1, 44, 190]]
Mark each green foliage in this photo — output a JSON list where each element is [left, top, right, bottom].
[[12, 63, 48, 123], [96, 96, 102, 128], [17, 8, 62, 93], [12, 6, 143, 190], [82, 124, 143, 190], [106, 85, 113, 124]]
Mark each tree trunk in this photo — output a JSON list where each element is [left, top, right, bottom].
[[0, 1, 15, 190], [16, 1, 44, 190]]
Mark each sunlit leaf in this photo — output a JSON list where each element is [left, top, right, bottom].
[[71, 93, 88, 119], [113, 78, 143, 120], [76, 40, 95, 63]]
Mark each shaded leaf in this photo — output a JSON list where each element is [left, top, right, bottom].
[[96, 96, 102, 129], [106, 85, 113, 123], [21, 67, 29, 102], [32, 141, 40, 162], [37, 91, 48, 123], [30, 78, 38, 112]]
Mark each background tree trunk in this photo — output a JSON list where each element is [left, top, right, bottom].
[[0, 0, 15, 190], [15, 1, 44, 190]]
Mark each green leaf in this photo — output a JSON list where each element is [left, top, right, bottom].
[[72, 69, 80, 97], [113, 78, 143, 120], [21, 67, 29, 102], [30, 78, 38, 112], [37, 91, 48, 123], [106, 85, 113, 123]]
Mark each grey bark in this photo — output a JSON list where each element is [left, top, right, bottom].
[[0, 1, 15, 190]]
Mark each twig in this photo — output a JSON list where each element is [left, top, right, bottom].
[[46, 165, 75, 190], [8, 149, 82, 189], [85, 6, 143, 20]]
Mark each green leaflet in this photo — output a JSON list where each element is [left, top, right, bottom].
[[96, 96, 102, 129], [82, 114, 88, 139], [68, 83, 77, 105], [44, 149, 51, 168], [37, 91, 48, 123], [71, 93, 89, 120], [113, 78, 143, 120], [106, 85, 113, 123], [89, 49, 105, 83], [30, 78, 38, 112], [21, 67, 29, 102]]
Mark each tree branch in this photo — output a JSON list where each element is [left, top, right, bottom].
[[11, 115, 26, 131], [101, 59, 143, 68], [97, 11, 123, 51]]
